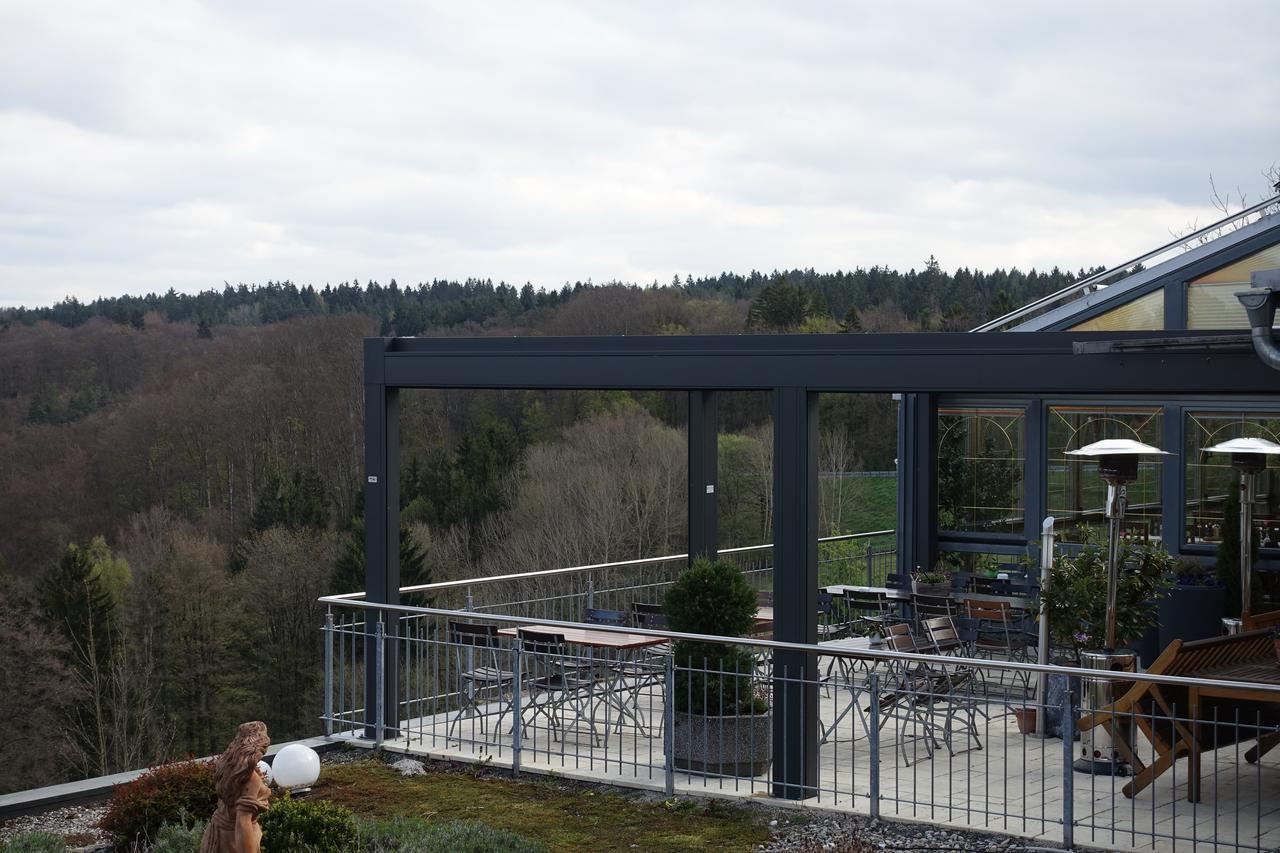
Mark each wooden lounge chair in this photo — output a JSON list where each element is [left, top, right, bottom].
[[1077, 629, 1280, 800], [1242, 608, 1280, 631]]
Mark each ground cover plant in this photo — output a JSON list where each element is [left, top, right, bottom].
[[308, 759, 771, 852]]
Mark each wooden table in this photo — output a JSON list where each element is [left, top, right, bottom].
[[497, 624, 667, 650], [1186, 660, 1280, 802]]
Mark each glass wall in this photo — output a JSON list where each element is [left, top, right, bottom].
[[1047, 405, 1163, 543], [937, 407, 1025, 536], [1187, 244, 1280, 330], [1185, 411, 1280, 547]]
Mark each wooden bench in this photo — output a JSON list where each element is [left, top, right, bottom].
[[1077, 629, 1280, 800], [1242, 609, 1280, 631]]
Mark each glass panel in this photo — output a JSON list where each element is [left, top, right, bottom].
[[1184, 411, 1280, 547], [1187, 243, 1280, 330], [1068, 288, 1163, 332], [1047, 405, 1163, 544], [937, 407, 1025, 535]]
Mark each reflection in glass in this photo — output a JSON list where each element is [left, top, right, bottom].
[[1047, 406, 1162, 544], [1185, 412, 1280, 547], [937, 407, 1025, 535]]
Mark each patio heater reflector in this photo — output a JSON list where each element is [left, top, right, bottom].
[[1066, 438, 1170, 776], [1203, 436, 1280, 628]]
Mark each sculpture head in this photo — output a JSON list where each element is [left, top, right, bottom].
[[214, 721, 271, 803]]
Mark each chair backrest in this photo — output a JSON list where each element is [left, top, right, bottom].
[[517, 628, 568, 656], [586, 607, 628, 627], [450, 621, 500, 648], [885, 573, 908, 590], [631, 601, 666, 630], [912, 593, 956, 618], [817, 591, 836, 616], [885, 625, 917, 652], [923, 616, 962, 653], [842, 589, 889, 616], [963, 598, 1012, 623]]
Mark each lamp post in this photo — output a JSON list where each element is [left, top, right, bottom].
[[1203, 436, 1280, 631], [1065, 438, 1170, 775]]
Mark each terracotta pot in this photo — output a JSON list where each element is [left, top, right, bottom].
[[1014, 707, 1037, 735]]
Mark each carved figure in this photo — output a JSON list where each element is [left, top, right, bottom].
[[200, 721, 271, 853]]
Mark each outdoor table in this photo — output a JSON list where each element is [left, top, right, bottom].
[[1186, 660, 1280, 802], [823, 584, 1037, 611]]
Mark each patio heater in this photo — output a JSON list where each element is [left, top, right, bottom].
[[1202, 436, 1280, 632], [1065, 438, 1170, 775]]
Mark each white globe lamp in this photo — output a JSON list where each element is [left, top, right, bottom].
[[271, 744, 321, 793]]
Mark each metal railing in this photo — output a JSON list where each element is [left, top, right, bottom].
[[319, 592, 1280, 852]]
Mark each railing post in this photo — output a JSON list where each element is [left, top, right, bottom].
[[323, 610, 334, 736], [511, 641, 522, 776], [865, 546, 874, 585], [664, 653, 675, 796], [868, 671, 880, 820], [1062, 685, 1075, 850], [586, 574, 595, 613], [374, 616, 386, 747]]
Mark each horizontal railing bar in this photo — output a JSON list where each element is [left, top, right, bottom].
[[318, 597, 1280, 694], [327, 530, 895, 601]]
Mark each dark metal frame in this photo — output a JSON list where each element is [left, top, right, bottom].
[[364, 330, 1280, 798]]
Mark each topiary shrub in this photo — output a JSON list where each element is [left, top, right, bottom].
[[358, 816, 548, 852], [0, 832, 65, 852], [151, 821, 205, 852], [259, 795, 357, 853], [98, 761, 217, 846], [663, 557, 766, 716]]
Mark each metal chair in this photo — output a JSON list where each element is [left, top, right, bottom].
[[911, 592, 957, 635], [516, 629, 599, 745], [841, 588, 905, 635], [816, 591, 851, 641], [447, 621, 515, 742], [963, 598, 1032, 695], [586, 607, 628, 627], [587, 608, 659, 735]]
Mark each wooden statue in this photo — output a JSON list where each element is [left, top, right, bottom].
[[200, 721, 272, 853]]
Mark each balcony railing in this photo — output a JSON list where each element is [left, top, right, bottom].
[[318, 533, 1280, 851]]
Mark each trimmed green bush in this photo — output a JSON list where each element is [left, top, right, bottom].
[[0, 832, 65, 852], [260, 795, 357, 853], [664, 557, 767, 715], [97, 761, 217, 846], [358, 817, 548, 852], [151, 820, 205, 852]]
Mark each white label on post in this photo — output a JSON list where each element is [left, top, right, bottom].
[[705, 484, 715, 494], [367, 475, 378, 483]]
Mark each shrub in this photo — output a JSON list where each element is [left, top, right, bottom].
[[0, 832, 65, 852], [151, 821, 205, 852], [358, 816, 548, 852], [664, 557, 766, 716], [260, 795, 357, 853], [98, 761, 217, 846]]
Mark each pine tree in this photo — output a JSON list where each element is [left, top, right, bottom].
[[331, 518, 431, 596]]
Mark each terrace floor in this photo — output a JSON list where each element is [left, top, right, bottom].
[[336, 676, 1280, 853]]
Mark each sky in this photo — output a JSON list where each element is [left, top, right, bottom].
[[1, 1, 1277, 309]]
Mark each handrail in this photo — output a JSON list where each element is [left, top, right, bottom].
[[317, 596, 1280, 695], [971, 194, 1280, 333], [326, 529, 896, 602]]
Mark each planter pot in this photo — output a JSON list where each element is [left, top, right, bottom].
[[912, 581, 952, 598], [1014, 707, 1037, 734], [1158, 584, 1228, 650], [673, 711, 772, 777]]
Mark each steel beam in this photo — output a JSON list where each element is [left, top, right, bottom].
[[363, 341, 400, 739], [771, 387, 819, 799], [687, 390, 718, 563]]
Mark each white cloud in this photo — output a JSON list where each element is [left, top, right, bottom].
[[1, 0, 1277, 306]]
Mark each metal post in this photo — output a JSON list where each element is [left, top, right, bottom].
[[1242, 470, 1255, 619], [868, 671, 880, 820], [587, 575, 595, 612], [688, 390, 719, 563], [510, 641, 522, 775], [1036, 516, 1055, 735], [865, 546, 874, 585], [1062, 688, 1075, 849], [1103, 483, 1126, 651], [374, 616, 386, 747], [664, 654, 675, 796], [323, 610, 334, 736]]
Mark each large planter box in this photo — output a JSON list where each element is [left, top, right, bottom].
[[1159, 584, 1228, 650], [673, 711, 772, 776], [912, 581, 952, 598]]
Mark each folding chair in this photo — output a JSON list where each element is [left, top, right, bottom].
[[447, 621, 515, 742], [516, 629, 599, 745]]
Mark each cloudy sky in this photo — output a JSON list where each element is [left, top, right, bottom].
[[1, 1, 1277, 308]]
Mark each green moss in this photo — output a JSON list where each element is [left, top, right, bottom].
[[309, 762, 770, 852]]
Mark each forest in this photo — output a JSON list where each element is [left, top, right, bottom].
[[0, 261, 1080, 794]]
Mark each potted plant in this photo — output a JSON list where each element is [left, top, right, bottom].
[[664, 557, 771, 776], [1158, 558, 1227, 649], [912, 565, 952, 598]]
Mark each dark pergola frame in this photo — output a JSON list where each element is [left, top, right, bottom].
[[363, 330, 1280, 799]]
